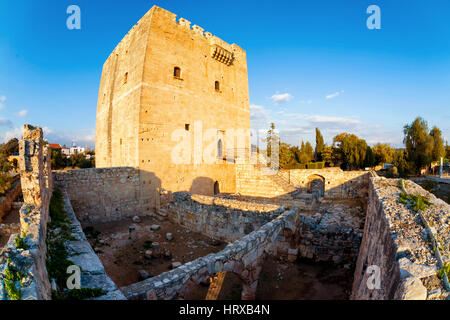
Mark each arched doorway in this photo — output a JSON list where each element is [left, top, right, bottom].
[[307, 175, 325, 197]]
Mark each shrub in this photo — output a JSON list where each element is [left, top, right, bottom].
[[0, 173, 12, 195], [437, 262, 449, 280], [306, 162, 325, 169]]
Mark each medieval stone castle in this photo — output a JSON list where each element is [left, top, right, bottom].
[[0, 6, 448, 301], [96, 6, 251, 208]]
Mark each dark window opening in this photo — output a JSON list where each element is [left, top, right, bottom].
[[174, 67, 181, 78], [214, 181, 220, 195], [124, 72, 128, 84], [215, 81, 220, 91], [217, 139, 223, 158], [185, 124, 190, 131]]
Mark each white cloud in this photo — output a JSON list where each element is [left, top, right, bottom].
[[0, 117, 13, 128], [250, 104, 271, 129], [271, 93, 293, 104], [17, 110, 28, 117], [299, 115, 361, 126], [44, 128, 95, 148], [0, 127, 22, 143], [326, 90, 344, 100]]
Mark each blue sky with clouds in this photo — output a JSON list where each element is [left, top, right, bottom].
[[0, 0, 449, 148]]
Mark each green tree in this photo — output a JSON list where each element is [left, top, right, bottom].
[[279, 143, 296, 169], [51, 149, 66, 170], [333, 133, 368, 170], [403, 117, 433, 173], [2, 138, 19, 156], [314, 128, 325, 161], [429, 126, 445, 162], [372, 143, 395, 165], [364, 146, 375, 167], [264, 122, 279, 158], [296, 141, 314, 164], [321, 146, 334, 165], [393, 149, 414, 177], [0, 173, 12, 195]]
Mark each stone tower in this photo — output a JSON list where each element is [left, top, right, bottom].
[[95, 6, 250, 208]]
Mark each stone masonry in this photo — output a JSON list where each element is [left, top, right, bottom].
[[0, 125, 52, 300], [351, 176, 449, 300]]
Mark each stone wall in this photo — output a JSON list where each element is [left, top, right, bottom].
[[282, 168, 369, 199], [275, 209, 364, 265], [0, 125, 52, 300], [165, 192, 284, 242], [351, 177, 449, 300], [236, 164, 369, 200], [59, 189, 125, 300], [120, 208, 300, 300], [0, 174, 21, 222], [53, 167, 150, 223]]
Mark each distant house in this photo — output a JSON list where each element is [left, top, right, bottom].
[[61, 147, 70, 157], [70, 145, 85, 155], [48, 143, 62, 150]]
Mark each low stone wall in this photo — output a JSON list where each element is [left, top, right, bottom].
[[59, 189, 125, 300], [120, 208, 300, 300], [166, 192, 284, 242], [236, 164, 369, 200], [283, 168, 369, 199], [351, 177, 449, 300], [275, 210, 364, 265], [53, 167, 148, 223], [0, 175, 21, 222]]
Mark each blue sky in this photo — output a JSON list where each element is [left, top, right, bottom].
[[0, 0, 449, 148]]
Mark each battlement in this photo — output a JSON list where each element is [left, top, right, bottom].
[[105, 5, 245, 66]]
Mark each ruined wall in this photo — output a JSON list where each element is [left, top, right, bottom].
[[59, 189, 126, 300], [0, 125, 52, 300], [351, 177, 449, 300], [53, 167, 148, 223], [166, 192, 284, 242], [120, 208, 299, 300], [96, 5, 251, 208], [0, 174, 21, 222], [283, 168, 369, 199], [236, 164, 369, 200], [275, 211, 363, 265]]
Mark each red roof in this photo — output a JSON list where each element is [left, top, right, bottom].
[[49, 143, 61, 149]]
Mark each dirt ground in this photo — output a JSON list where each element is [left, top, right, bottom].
[[184, 256, 353, 300], [84, 216, 226, 287]]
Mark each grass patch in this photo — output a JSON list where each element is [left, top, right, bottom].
[[398, 192, 432, 212], [46, 188, 105, 300], [437, 262, 450, 280], [14, 235, 28, 250], [2, 258, 26, 300]]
